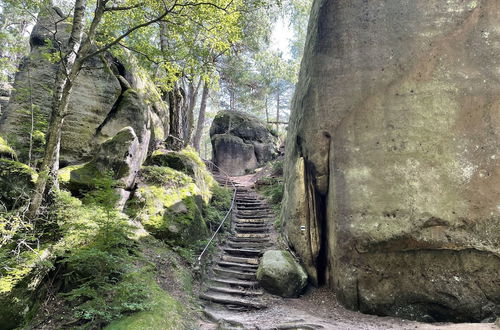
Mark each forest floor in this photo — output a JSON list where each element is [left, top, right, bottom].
[[197, 172, 498, 330]]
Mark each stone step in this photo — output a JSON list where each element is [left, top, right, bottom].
[[210, 277, 259, 288], [237, 206, 270, 211], [206, 285, 263, 296], [235, 214, 272, 219], [221, 255, 259, 265], [200, 292, 266, 309], [234, 218, 268, 224], [227, 241, 272, 249], [234, 222, 269, 227], [217, 260, 259, 270], [213, 267, 256, 280], [234, 233, 269, 239], [223, 247, 263, 256], [235, 226, 268, 233], [230, 236, 270, 243]]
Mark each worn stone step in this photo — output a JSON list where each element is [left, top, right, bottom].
[[213, 267, 256, 280], [234, 222, 269, 227], [235, 214, 272, 219], [223, 247, 263, 256], [235, 226, 268, 233], [200, 292, 266, 309], [234, 233, 269, 238], [221, 255, 259, 265], [217, 260, 259, 270], [234, 218, 268, 224], [206, 285, 263, 296], [210, 277, 259, 288], [227, 241, 271, 249], [237, 206, 270, 211], [230, 236, 270, 243]]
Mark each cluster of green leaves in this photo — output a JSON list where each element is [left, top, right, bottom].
[[0, 0, 37, 82]]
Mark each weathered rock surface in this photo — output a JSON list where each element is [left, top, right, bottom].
[[283, 0, 500, 322], [0, 83, 11, 117], [125, 148, 215, 246], [256, 250, 307, 298], [0, 6, 169, 166], [210, 111, 277, 175], [64, 127, 147, 208]]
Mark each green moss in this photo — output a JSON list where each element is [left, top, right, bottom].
[[0, 136, 17, 159], [58, 163, 85, 184], [0, 159, 37, 209], [0, 247, 52, 330], [105, 272, 187, 330], [140, 166, 191, 187]]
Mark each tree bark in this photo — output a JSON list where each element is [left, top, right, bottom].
[[28, 0, 88, 218], [276, 89, 280, 133], [184, 77, 202, 146], [265, 96, 269, 124], [192, 81, 209, 152]]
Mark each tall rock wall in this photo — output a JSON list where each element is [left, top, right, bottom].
[[283, 0, 500, 322], [0, 7, 169, 166]]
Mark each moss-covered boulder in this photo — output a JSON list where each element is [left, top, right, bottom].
[[0, 159, 36, 209], [62, 127, 147, 204], [126, 166, 210, 247], [256, 250, 307, 298], [0, 136, 17, 160], [210, 111, 278, 175], [145, 147, 215, 202]]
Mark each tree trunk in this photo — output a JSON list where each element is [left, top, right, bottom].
[[28, 0, 89, 218], [265, 96, 269, 124], [192, 81, 209, 152], [184, 77, 202, 146], [276, 89, 280, 133]]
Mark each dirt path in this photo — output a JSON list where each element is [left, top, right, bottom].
[[198, 173, 498, 330]]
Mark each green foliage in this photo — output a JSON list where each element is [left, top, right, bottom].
[[0, 158, 37, 210], [51, 179, 153, 327], [202, 185, 232, 231]]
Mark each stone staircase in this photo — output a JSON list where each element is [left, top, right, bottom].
[[200, 170, 274, 313]]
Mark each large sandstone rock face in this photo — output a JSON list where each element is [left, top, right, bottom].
[[283, 0, 500, 322], [0, 7, 168, 165], [210, 111, 278, 175]]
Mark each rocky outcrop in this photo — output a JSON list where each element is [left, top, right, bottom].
[[125, 148, 215, 247], [0, 6, 169, 166], [283, 0, 500, 322], [0, 83, 11, 117], [256, 250, 307, 298], [210, 111, 278, 175]]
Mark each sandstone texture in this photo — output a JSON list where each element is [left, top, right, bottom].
[[0, 7, 168, 166], [256, 250, 308, 298], [210, 111, 278, 175], [283, 0, 500, 322]]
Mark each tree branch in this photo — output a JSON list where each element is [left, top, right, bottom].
[[104, 3, 145, 11]]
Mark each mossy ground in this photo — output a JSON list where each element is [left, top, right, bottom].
[[1, 147, 229, 329]]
